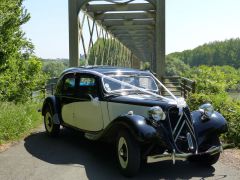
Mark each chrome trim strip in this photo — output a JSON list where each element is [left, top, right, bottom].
[[184, 112, 195, 134], [168, 107, 198, 153], [185, 119, 195, 136], [172, 113, 184, 135], [147, 146, 222, 164], [187, 132, 194, 150], [174, 121, 186, 142]]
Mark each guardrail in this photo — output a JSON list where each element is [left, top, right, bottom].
[[31, 83, 56, 101], [31, 78, 58, 101], [162, 76, 196, 98]]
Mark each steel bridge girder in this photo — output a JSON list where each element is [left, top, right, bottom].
[[69, 0, 166, 76]]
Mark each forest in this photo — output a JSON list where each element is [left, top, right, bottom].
[[168, 38, 240, 67]]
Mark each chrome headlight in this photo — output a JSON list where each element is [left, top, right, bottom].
[[148, 106, 166, 121], [199, 103, 214, 118]]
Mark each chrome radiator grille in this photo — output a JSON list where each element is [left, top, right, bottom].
[[167, 106, 198, 153]]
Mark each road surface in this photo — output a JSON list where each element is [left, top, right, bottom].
[[0, 127, 239, 180]]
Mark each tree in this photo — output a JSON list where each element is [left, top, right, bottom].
[[0, 0, 46, 102], [168, 38, 240, 68], [165, 55, 190, 76], [42, 60, 68, 78]]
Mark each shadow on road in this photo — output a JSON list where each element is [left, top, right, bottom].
[[24, 129, 216, 180]]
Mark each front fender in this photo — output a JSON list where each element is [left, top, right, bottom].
[[103, 114, 160, 143], [192, 110, 228, 145]]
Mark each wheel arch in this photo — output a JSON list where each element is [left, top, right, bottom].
[[192, 110, 228, 146], [42, 96, 61, 125], [102, 114, 158, 143]]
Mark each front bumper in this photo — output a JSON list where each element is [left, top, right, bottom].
[[147, 145, 223, 164]]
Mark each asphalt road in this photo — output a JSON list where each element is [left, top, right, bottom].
[[0, 127, 239, 180]]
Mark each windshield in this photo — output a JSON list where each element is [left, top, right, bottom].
[[88, 69, 186, 109], [102, 74, 158, 93]]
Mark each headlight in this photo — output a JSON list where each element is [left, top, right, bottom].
[[148, 106, 166, 121], [199, 103, 214, 118]]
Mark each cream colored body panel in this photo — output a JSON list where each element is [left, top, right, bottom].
[[62, 103, 75, 126], [107, 102, 149, 123], [100, 101, 110, 129], [62, 99, 149, 131], [74, 100, 104, 131], [62, 100, 105, 131]]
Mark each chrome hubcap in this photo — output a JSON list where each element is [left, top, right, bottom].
[[118, 137, 128, 169]]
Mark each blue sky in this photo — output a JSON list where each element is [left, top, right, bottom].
[[22, 0, 240, 59]]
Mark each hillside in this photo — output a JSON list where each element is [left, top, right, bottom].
[[168, 38, 240, 68]]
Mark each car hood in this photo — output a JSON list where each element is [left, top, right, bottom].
[[107, 94, 177, 110]]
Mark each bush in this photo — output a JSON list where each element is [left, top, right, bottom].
[[183, 65, 240, 146], [0, 101, 42, 145], [187, 93, 240, 146], [0, 56, 47, 102], [183, 65, 240, 94], [165, 56, 191, 76]]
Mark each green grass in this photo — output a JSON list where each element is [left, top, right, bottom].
[[0, 101, 42, 145]]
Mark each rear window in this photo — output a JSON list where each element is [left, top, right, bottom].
[[79, 77, 96, 87]]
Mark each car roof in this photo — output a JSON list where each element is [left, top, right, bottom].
[[61, 66, 153, 76]]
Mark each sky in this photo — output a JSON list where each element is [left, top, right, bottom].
[[22, 0, 240, 59]]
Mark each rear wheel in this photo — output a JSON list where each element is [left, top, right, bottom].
[[44, 106, 60, 137], [116, 130, 141, 177]]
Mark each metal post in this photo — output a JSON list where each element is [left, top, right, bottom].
[[192, 81, 196, 94], [51, 84, 54, 95], [68, 0, 81, 67], [155, 0, 165, 79], [130, 52, 133, 68]]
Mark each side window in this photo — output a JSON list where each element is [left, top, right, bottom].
[[62, 74, 76, 95], [79, 77, 96, 87], [64, 78, 75, 90], [77, 75, 98, 98]]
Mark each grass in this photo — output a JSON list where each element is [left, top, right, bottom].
[[0, 101, 42, 145]]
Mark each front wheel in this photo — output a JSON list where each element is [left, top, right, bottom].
[[44, 106, 60, 137], [189, 136, 221, 166], [116, 130, 141, 177]]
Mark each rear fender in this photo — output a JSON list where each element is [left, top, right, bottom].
[[42, 96, 61, 125]]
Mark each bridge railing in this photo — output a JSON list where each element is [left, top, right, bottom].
[[31, 83, 56, 102], [162, 76, 196, 98]]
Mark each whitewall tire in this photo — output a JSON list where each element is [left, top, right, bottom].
[[116, 130, 141, 177], [44, 107, 60, 137]]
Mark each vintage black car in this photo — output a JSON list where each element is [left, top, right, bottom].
[[42, 66, 228, 177]]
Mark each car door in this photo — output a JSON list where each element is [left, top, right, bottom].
[[60, 73, 77, 126], [73, 73, 104, 131]]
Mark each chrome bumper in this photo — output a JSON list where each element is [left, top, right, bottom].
[[147, 146, 223, 164]]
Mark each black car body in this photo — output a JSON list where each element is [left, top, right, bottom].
[[42, 66, 228, 177]]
